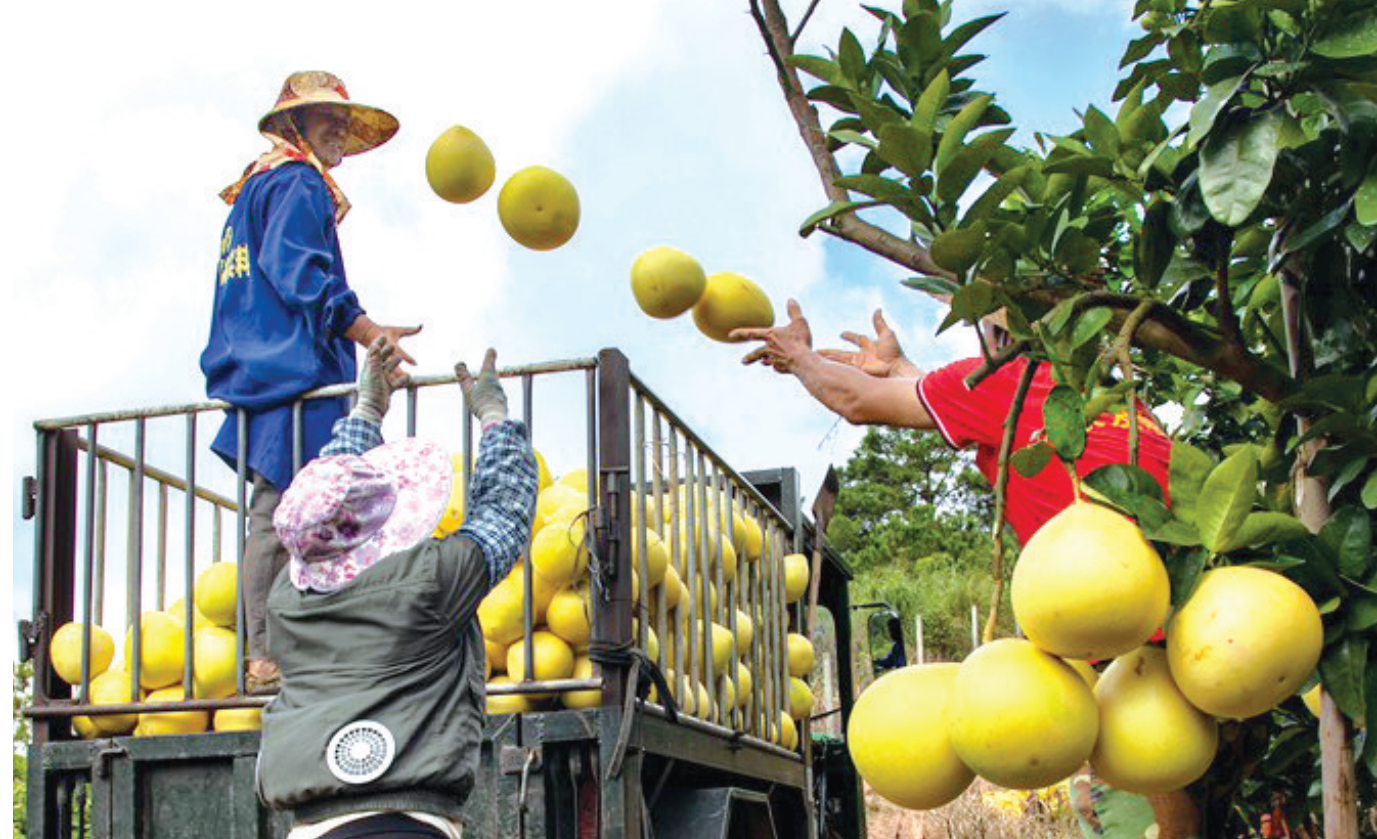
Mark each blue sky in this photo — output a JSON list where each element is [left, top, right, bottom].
[[4, 0, 1139, 665]]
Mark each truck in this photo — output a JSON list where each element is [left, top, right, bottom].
[[20, 348, 867, 839]]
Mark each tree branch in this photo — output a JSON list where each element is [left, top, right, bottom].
[[983, 359, 1038, 645], [750, 0, 955, 280]]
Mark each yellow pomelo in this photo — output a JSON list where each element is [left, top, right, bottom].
[[558, 467, 593, 493], [1066, 659, 1100, 691], [1303, 684, 1322, 718], [1166, 566, 1322, 719], [780, 713, 799, 751], [425, 125, 495, 204], [788, 676, 814, 721], [497, 165, 580, 251], [72, 715, 101, 739], [507, 630, 576, 684], [1012, 502, 1169, 660], [732, 663, 754, 708], [486, 675, 536, 714], [531, 518, 590, 586], [194, 562, 239, 628], [135, 687, 208, 737], [534, 484, 584, 533], [946, 638, 1099, 790], [164, 598, 213, 631], [546, 586, 592, 647], [733, 610, 755, 652], [662, 564, 684, 610], [691, 271, 775, 343], [477, 577, 527, 645], [561, 656, 602, 710], [783, 554, 810, 604], [432, 455, 466, 537], [787, 633, 815, 679], [191, 627, 239, 699], [124, 612, 186, 689], [533, 449, 553, 494], [630, 246, 707, 319], [87, 669, 138, 735], [631, 527, 670, 589], [848, 663, 975, 810], [708, 622, 735, 676], [743, 515, 764, 560], [50, 622, 114, 686], [485, 637, 508, 675], [213, 707, 262, 732], [1091, 646, 1219, 794]]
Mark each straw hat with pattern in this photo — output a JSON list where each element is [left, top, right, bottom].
[[259, 71, 399, 157]]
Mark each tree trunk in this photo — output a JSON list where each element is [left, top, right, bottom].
[[1280, 270, 1359, 839]]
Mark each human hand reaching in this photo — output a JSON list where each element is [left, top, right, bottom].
[[455, 348, 508, 428], [817, 309, 918, 378], [353, 336, 403, 423], [730, 298, 814, 375]]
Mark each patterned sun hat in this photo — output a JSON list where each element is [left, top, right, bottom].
[[259, 71, 399, 157], [274, 438, 452, 593]]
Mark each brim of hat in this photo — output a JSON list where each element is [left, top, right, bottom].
[[360, 438, 452, 560], [259, 101, 400, 156]]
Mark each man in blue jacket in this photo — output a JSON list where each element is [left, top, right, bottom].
[[201, 71, 420, 691]]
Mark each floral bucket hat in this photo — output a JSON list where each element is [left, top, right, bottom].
[[259, 71, 399, 157], [274, 438, 452, 593]]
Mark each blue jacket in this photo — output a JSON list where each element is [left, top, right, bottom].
[[200, 164, 364, 490]]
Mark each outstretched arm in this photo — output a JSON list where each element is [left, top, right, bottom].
[[319, 335, 400, 457], [731, 299, 935, 430], [817, 308, 921, 379]]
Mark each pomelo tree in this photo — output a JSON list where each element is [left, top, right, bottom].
[[750, 0, 1376, 834]]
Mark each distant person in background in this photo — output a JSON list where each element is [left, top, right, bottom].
[[257, 342, 537, 839], [873, 615, 907, 674], [200, 71, 421, 692]]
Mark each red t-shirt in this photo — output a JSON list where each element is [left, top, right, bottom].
[[917, 357, 1172, 546]]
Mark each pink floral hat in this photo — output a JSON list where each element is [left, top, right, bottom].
[[274, 438, 452, 593]]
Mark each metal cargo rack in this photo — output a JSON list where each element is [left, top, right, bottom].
[[21, 348, 863, 839]]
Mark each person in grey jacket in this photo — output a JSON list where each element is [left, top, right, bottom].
[[256, 337, 538, 839]]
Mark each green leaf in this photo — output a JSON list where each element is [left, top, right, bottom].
[[901, 275, 959, 298], [877, 123, 933, 177], [1085, 464, 1172, 530], [1199, 110, 1283, 227], [934, 94, 993, 175], [936, 144, 997, 204], [1187, 75, 1244, 149], [1349, 595, 1377, 633], [1120, 31, 1165, 68], [1042, 155, 1115, 178], [838, 28, 866, 84], [1069, 307, 1113, 351], [961, 165, 1029, 222], [1362, 471, 1377, 510], [799, 200, 882, 237], [940, 13, 1004, 61], [1134, 198, 1176, 289], [1321, 506, 1372, 578], [928, 225, 986, 274], [1166, 547, 1208, 610], [1365, 667, 1377, 776], [1196, 446, 1259, 555], [1146, 519, 1203, 547], [1011, 442, 1055, 478], [912, 69, 949, 133], [1083, 106, 1121, 159], [1319, 635, 1369, 722], [787, 54, 840, 85], [834, 174, 914, 203], [1313, 13, 1377, 59], [1218, 512, 1312, 553], [1044, 385, 1087, 462], [1355, 164, 1377, 227], [828, 128, 878, 150]]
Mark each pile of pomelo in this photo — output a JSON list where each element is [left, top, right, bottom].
[[462, 452, 816, 751], [426, 125, 580, 252], [49, 561, 261, 739], [847, 501, 1324, 811], [629, 246, 776, 344]]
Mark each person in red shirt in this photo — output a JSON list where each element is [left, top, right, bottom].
[[731, 299, 1172, 545]]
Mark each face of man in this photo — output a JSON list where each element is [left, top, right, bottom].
[[297, 104, 350, 169]]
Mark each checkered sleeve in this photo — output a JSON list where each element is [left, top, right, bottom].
[[458, 420, 539, 586], [319, 415, 384, 457]]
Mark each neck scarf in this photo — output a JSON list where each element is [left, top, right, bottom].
[[219, 119, 351, 223]]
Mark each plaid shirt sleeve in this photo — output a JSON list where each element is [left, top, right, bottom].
[[458, 420, 539, 586], [319, 415, 384, 457]]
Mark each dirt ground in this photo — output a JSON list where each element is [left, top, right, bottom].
[[863, 780, 1082, 839]]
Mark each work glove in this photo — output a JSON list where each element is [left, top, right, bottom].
[[353, 336, 401, 424], [455, 348, 509, 428]]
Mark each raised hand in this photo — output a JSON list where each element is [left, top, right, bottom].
[[730, 298, 814, 375], [817, 309, 916, 379], [454, 348, 509, 428], [354, 336, 403, 423]]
